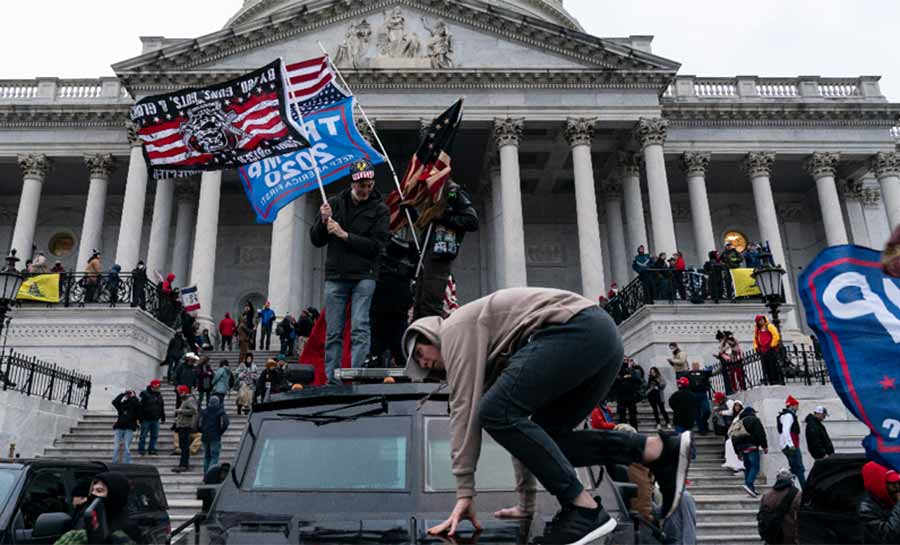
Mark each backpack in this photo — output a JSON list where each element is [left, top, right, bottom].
[[728, 415, 750, 439], [758, 487, 798, 542]]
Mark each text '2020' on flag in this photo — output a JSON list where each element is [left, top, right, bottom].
[[238, 56, 384, 223], [129, 60, 309, 179], [387, 98, 463, 231], [798, 244, 900, 472]]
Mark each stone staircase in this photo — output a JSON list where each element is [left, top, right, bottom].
[[630, 402, 764, 545]]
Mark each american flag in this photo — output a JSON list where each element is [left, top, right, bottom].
[[387, 99, 464, 231], [442, 274, 460, 317], [284, 56, 348, 117]]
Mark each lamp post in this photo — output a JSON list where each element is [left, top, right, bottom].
[[752, 261, 787, 332], [0, 251, 25, 341]]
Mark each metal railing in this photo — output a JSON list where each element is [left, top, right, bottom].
[[708, 344, 830, 395], [1, 350, 91, 408], [16, 272, 183, 329]]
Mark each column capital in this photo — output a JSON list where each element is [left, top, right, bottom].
[[355, 116, 376, 145], [84, 153, 117, 180], [617, 150, 643, 177], [635, 117, 668, 149], [862, 187, 882, 208], [125, 120, 143, 147], [804, 152, 841, 179], [492, 117, 524, 148], [564, 117, 597, 147], [174, 178, 200, 203], [17, 154, 52, 180], [679, 151, 711, 177], [837, 178, 865, 200], [742, 152, 776, 179], [872, 151, 900, 179], [600, 180, 623, 200]]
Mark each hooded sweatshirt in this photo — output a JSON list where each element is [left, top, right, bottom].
[[754, 315, 780, 352], [860, 461, 900, 543], [219, 313, 236, 337], [402, 287, 594, 499], [93, 471, 137, 543]]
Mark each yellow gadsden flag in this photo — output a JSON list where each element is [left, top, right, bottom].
[[730, 268, 761, 298], [16, 274, 61, 303]]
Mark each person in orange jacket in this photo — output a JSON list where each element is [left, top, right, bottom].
[[753, 315, 783, 385]]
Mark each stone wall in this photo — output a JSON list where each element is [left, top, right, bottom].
[[5, 307, 172, 410], [0, 390, 84, 458]]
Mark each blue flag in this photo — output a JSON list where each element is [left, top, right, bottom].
[[238, 96, 384, 223], [799, 244, 900, 471]]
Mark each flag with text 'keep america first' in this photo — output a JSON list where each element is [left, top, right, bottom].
[[130, 60, 309, 179], [799, 245, 900, 472], [238, 57, 384, 224]]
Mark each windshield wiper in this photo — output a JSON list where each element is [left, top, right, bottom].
[[277, 396, 388, 426]]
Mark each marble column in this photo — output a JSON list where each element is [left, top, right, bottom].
[[189, 171, 222, 331], [602, 181, 629, 287], [805, 152, 848, 246], [873, 152, 900, 230], [565, 117, 605, 299], [145, 178, 175, 277], [488, 164, 506, 290], [76, 154, 115, 268], [838, 178, 871, 248], [743, 152, 795, 306], [619, 151, 647, 277], [11, 154, 51, 260], [267, 197, 310, 321], [680, 152, 717, 261], [170, 180, 198, 283], [493, 118, 528, 288], [115, 124, 149, 270], [637, 118, 677, 255]]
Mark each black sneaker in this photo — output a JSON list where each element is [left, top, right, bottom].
[[648, 431, 692, 520], [533, 503, 617, 545]]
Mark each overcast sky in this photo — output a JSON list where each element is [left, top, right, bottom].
[[1, 0, 897, 99]]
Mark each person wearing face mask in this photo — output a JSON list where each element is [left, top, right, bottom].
[[860, 461, 900, 543], [310, 158, 390, 384], [130, 261, 147, 309], [55, 472, 137, 544]]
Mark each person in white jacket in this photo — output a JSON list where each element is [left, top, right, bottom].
[[721, 400, 744, 473]]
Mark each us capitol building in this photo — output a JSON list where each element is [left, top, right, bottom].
[[2, 0, 899, 359]]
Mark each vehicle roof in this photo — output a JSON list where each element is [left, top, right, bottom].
[[255, 382, 448, 412], [0, 459, 162, 478]]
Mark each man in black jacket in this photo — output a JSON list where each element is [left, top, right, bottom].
[[687, 362, 712, 435], [411, 179, 478, 319], [310, 158, 390, 384], [804, 406, 835, 460], [859, 460, 900, 543], [138, 379, 165, 456], [613, 360, 642, 429], [731, 405, 768, 498], [111, 390, 141, 464], [669, 377, 696, 433]]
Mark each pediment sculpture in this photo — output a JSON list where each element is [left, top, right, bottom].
[[334, 8, 455, 70]]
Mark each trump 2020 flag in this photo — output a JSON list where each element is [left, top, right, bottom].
[[799, 244, 900, 471], [238, 96, 384, 223], [130, 60, 309, 179]]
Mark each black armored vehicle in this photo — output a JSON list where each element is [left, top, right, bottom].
[[191, 378, 668, 545]]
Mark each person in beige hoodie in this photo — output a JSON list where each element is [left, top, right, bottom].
[[403, 287, 692, 545]]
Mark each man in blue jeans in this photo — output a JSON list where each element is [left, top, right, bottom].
[[138, 379, 165, 455], [310, 159, 390, 384], [778, 395, 807, 487], [732, 405, 768, 497]]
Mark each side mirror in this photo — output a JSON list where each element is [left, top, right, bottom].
[[32, 512, 73, 538], [203, 463, 231, 485]]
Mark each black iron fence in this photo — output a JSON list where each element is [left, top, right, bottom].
[[1, 350, 91, 408], [15, 272, 182, 329], [708, 344, 830, 395]]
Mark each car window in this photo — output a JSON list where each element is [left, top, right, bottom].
[[425, 417, 517, 492], [246, 416, 410, 491], [0, 469, 20, 510], [127, 476, 168, 514], [18, 468, 69, 529]]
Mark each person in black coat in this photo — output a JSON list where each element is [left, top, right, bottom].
[[731, 405, 768, 497], [804, 406, 835, 460], [613, 360, 642, 429], [668, 377, 696, 432], [371, 236, 418, 367], [310, 159, 390, 383], [131, 260, 147, 309], [137, 380, 165, 456], [859, 460, 900, 544], [111, 391, 140, 464]]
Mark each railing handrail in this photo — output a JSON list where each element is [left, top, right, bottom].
[[1, 349, 91, 408]]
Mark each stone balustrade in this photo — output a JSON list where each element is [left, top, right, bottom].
[[0, 77, 130, 102], [892, 125, 900, 143], [663, 75, 883, 101]]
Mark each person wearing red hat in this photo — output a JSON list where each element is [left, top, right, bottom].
[[859, 461, 900, 543], [138, 379, 165, 456], [777, 396, 806, 487], [669, 377, 696, 436], [173, 385, 198, 473]]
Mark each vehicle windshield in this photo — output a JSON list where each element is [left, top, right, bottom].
[[0, 468, 18, 506], [425, 417, 517, 492], [245, 416, 410, 491]]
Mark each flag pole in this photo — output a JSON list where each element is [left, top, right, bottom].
[[316, 42, 420, 249], [280, 57, 328, 203]]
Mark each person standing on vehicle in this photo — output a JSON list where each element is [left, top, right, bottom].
[[731, 405, 768, 498], [218, 312, 236, 351], [778, 396, 806, 487], [259, 301, 276, 351], [804, 405, 834, 461], [172, 385, 198, 473], [211, 359, 232, 407], [200, 396, 230, 475], [137, 380, 165, 456], [403, 287, 693, 544], [687, 362, 712, 435], [310, 158, 390, 383], [754, 314, 783, 385], [757, 468, 801, 545], [646, 366, 669, 429], [111, 390, 140, 464], [859, 461, 900, 544]]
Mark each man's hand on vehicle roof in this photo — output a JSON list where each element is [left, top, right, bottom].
[[428, 498, 483, 537]]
